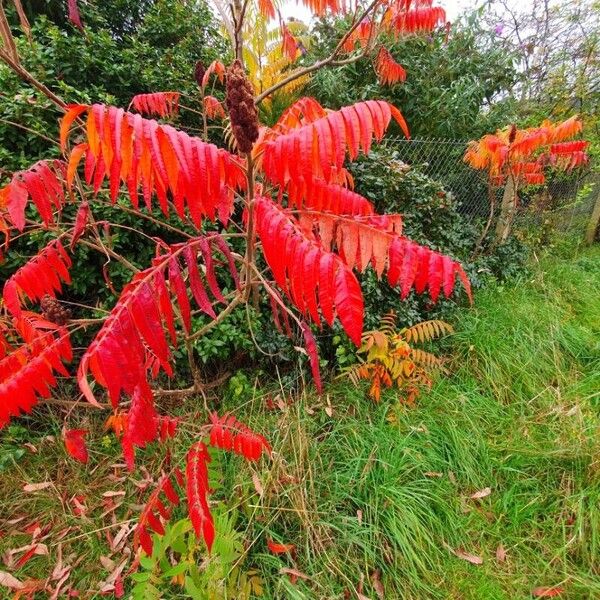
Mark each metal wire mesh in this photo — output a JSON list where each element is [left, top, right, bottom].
[[380, 136, 597, 235]]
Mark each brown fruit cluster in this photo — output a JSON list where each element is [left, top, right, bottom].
[[194, 61, 206, 88], [225, 60, 259, 154], [508, 124, 517, 144], [41, 295, 71, 326]]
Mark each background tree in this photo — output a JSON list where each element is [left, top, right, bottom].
[[0, 0, 225, 173], [481, 0, 599, 140], [308, 8, 519, 139]]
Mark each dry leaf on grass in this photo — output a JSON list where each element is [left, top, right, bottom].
[[280, 568, 311, 581], [496, 544, 507, 562], [23, 482, 51, 492], [470, 487, 492, 499], [532, 586, 564, 597], [449, 546, 484, 565], [0, 570, 23, 590], [252, 472, 264, 497], [371, 569, 385, 599]]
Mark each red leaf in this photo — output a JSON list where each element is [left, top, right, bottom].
[[258, 0, 276, 18], [186, 442, 215, 552], [209, 413, 271, 461], [271, 97, 327, 135], [70, 201, 90, 251], [267, 539, 295, 554], [77, 236, 230, 406], [64, 429, 89, 464], [3, 239, 72, 318], [1, 161, 66, 231], [261, 101, 409, 188], [255, 198, 364, 347], [281, 21, 299, 62], [0, 329, 72, 429], [134, 471, 181, 555], [375, 47, 407, 85], [202, 95, 225, 120], [60, 104, 244, 228], [67, 0, 84, 30], [130, 92, 180, 118], [201, 60, 226, 89]]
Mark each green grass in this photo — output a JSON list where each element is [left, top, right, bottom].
[[1, 244, 599, 598]]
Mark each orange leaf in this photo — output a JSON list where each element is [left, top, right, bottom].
[[267, 539, 295, 554]]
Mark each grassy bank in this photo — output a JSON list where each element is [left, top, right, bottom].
[[1, 244, 599, 598]]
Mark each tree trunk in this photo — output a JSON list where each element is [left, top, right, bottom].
[[495, 175, 517, 244], [584, 188, 600, 245]]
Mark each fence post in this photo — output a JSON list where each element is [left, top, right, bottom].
[[584, 188, 600, 245], [495, 175, 517, 244]]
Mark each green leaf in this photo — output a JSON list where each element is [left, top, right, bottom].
[[139, 555, 155, 571], [163, 561, 190, 578]]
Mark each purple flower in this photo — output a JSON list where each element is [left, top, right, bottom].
[[494, 23, 505, 36]]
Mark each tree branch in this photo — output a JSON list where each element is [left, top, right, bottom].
[[0, 47, 66, 109], [254, 0, 382, 104]]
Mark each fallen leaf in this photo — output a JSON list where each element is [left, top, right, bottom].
[[532, 586, 563, 597], [23, 482, 51, 493], [424, 472, 443, 478], [496, 544, 506, 562], [110, 524, 132, 552], [114, 576, 125, 598], [102, 491, 126, 498], [325, 396, 333, 417], [252, 472, 264, 497], [470, 487, 492, 499], [280, 567, 311, 581], [370, 569, 385, 599], [357, 510, 363, 525], [0, 570, 23, 590], [100, 557, 115, 571], [451, 548, 483, 565], [15, 544, 47, 568], [267, 539, 295, 554]]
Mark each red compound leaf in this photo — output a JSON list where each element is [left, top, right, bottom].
[[77, 235, 238, 407], [134, 471, 182, 555], [3, 239, 72, 319], [375, 47, 407, 85], [130, 92, 181, 118], [0, 329, 72, 429], [255, 198, 364, 346], [61, 104, 245, 226], [261, 100, 409, 189], [0, 160, 66, 232], [186, 442, 215, 552], [209, 413, 271, 461]]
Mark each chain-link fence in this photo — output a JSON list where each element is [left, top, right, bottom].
[[381, 136, 598, 238]]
